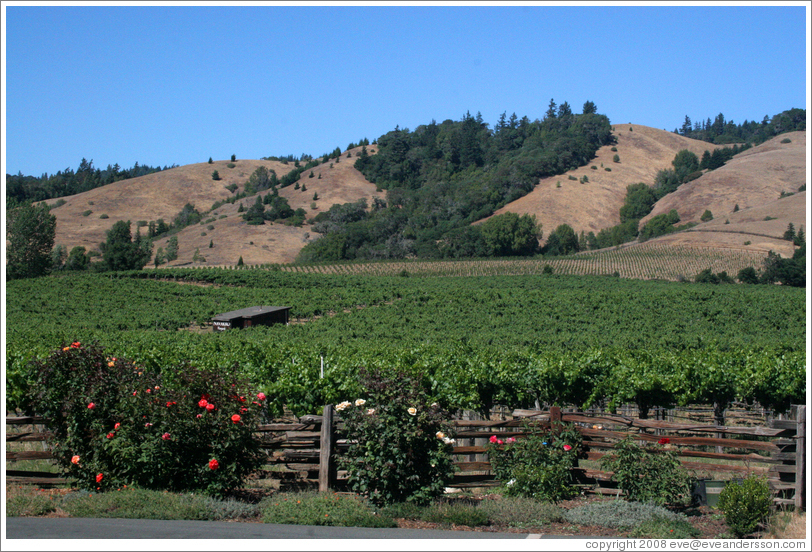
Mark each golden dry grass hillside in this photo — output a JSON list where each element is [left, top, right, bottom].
[[486, 125, 806, 259], [483, 124, 736, 235], [40, 125, 805, 268], [44, 147, 384, 265]]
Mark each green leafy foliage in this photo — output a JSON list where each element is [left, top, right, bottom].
[[337, 367, 457, 506], [600, 436, 694, 505], [261, 491, 395, 527], [718, 475, 773, 537], [29, 343, 266, 497], [6, 202, 56, 280], [487, 422, 582, 502]]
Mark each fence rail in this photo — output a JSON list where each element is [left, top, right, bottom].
[[6, 405, 805, 509]]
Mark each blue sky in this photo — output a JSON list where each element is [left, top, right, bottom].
[[3, 3, 809, 177]]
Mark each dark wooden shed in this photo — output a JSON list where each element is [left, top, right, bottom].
[[211, 306, 291, 331]]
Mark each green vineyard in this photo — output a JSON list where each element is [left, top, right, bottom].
[[6, 266, 805, 419], [194, 243, 769, 280]]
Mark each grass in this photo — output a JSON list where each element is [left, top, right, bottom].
[[9, 483, 798, 539]]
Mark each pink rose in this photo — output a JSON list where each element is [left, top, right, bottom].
[[162, 433, 171, 441], [507, 437, 516, 443], [196, 413, 203, 419], [257, 392, 266, 401], [563, 444, 573, 451], [489, 435, 498, 444]]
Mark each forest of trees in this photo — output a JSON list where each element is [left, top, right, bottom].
[[673, 108, 805, 144], [298, 100, 614, 262], [6, 158, 177, 206]]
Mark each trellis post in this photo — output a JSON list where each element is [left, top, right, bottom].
[[319, 404, 335, 492]]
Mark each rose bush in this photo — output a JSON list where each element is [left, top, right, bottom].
[[487, 422, 584, 502], [30, 342, 267, 497], [337, 367, 456, 506]]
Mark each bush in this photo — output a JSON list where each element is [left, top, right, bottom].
[[29, 343, 267, 497], [613, 154, 620, 163], [629, 516, 700, 539], [700, 210, 713, 222], [100, 214, 109, 219], [227, 163, 236, 169], [718, 475, 773, 537], [564, 500, 686, 528], [82, 210, 93, 216], [780, 138, 791, 144], [487, 422, 583, 502], [600, 436, 694, 505], [211, 170, 220, 181], [337, 367, 457, 506]]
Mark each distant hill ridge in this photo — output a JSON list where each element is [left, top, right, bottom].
[[42, 127, 805, 267]]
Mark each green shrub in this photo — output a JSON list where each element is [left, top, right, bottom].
[[611, 146, 618, 152], [568, 175, 577, 181], [591, 166, 598, 170], [54, 199, 67, 208], [99, 214, 109, 219], [261, 491, 396, 528], [600, 436, 694, 505], [227, 163, 236, 169], [212, 170, 220, 181], [82, 210, 93, 216], [780, 138, 791, 144], [613, 154, 620, 163], [337, 367, 457, 506], [718, 475, 772, 537], [487, 423, 582, 502], [605, 167, 612, 172], [700, 210, 713, 222], [29, 343, 267, 497], [564, 500, 685, 528]]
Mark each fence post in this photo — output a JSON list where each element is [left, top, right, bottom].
[[550, 406, 562, 434], [319, 404, 335, 492], [795, 405, 805, 510]]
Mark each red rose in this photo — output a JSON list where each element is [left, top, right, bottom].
[[240, 407, 248, 413], [206, 403, 215, 412], [257, 392, 266, 401], [145, 389, 151, 394], [658, 438, 670, 445], [96, 473, 103, 483], [162, 433, 171, 441], [196, 414, 202, 419], [238, 396, 246, 403], [209, 459, 219, 470], [71, 342, 81, 348], [563, 444, 573, 451], [231, 414, 241, 423], [114, 423, 121, 430], [87, 403, 96, 410], [106, 432, 115, 439], [198, 399, 208, 408]]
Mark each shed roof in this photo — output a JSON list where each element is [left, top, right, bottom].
[[211, 306, 291, 322]]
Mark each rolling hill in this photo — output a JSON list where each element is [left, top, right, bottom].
[[42, 126, 805, 267]]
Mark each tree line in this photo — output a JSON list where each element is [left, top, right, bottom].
[[674, 108, 805, 145], [6, 158, 177, 206]]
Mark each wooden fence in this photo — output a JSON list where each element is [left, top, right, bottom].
[[6, 405, 805, 509]]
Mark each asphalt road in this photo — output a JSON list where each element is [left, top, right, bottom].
[[4, 517, 550, 539]]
